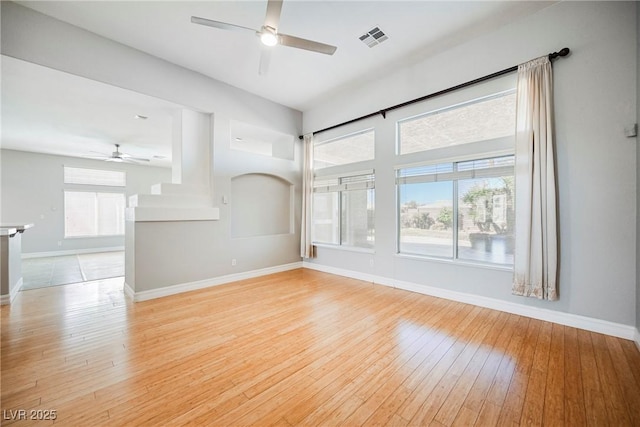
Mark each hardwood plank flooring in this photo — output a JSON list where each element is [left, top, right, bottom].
[[2, 269, 640, 426]]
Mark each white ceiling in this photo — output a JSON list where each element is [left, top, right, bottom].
[[17, 1, 555, 111], [3, 1, 555, 165], [2, 56, 177, 166]]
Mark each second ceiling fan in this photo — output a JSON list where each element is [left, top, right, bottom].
[[191, 0, 337, 75]]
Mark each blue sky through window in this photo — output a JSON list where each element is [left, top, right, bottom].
[[399, 181, 452, 205]]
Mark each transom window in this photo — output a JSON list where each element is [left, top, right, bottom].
[[398, 91, 516, 155], [64, 166, 126, 186], [314, 129, 375, 169]]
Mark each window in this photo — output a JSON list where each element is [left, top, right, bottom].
[[314, 130, 375, 169], [397, 156, 514, 266], [398, 92, 516, 155], [313, 173, 375, 249], [396, 90, 516, 266], [64, 192, 125, 237], [63, 166, 126, 238], [64, 167, 126, 186]]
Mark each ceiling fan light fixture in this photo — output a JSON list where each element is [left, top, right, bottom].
[[260, 27, 278, 46], [191, 0, 338, 74]]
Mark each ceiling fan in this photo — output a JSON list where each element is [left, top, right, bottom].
[[89, 144, 150, 164], [191, 0, 337, 75]]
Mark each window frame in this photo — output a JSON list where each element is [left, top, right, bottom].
[[394, 89, 517, 269]]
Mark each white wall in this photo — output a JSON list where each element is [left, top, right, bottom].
[[304, 1, 638, 326], [0, 149, 171, 254], [128, 114, 302, 293]]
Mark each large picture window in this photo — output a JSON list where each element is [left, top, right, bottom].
[[64, 191, 125, 238], [313, 173, 375, 249], [397, 156, 514, 266], [63, 166, 126, 238]]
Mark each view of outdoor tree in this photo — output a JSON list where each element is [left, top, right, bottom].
[[436, 207, 453, 229], [461, 177, 513, 234]]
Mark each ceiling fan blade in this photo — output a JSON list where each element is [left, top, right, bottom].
[[259, 47, 272, 76], [264, 0, 283, 29], [279, 33, 337, 55], [119, 152, 150, 162], [191, 16, 256, 34], [122, 158, 142, 164]]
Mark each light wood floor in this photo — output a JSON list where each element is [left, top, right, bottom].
[[2, 269, 640, 426]]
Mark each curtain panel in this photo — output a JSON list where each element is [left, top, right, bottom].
[[512, 56, 558, 300], [300, 133, 316, 258]]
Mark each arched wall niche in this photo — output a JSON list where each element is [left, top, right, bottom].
[[230, 173, 294, 238]]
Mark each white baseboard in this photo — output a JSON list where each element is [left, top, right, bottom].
[[302, 262, 637, 341], [303, 261, 378, 284], [123, 281, 135, 301], [1, 278, 23, 305], [634, 328, 640, 352], [22, 246, 124, 259], [127, 262, 304, 302]]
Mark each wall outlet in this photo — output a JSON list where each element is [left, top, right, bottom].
[[369, 259, 374, 267], [624, 123, 637, 138], [57, 241, 62, 247], [231, 259, 237, 266]]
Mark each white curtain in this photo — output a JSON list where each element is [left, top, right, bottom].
[[512, 56, 558, 300], [300, 133, 316, 258]]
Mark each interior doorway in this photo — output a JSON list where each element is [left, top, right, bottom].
[[21, 251, 124, 291]]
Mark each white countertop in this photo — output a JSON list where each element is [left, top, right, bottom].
[[0, 223, 34, 233], [0, 228, 18, 236]]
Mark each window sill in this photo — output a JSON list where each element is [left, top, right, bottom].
[[313, 243, 375, 255], [394, 253, 513, 272]]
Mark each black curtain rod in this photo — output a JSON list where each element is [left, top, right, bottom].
[[298, 47, 570, 140]]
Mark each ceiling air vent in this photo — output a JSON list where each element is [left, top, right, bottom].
[[359, 27, 388, 48]]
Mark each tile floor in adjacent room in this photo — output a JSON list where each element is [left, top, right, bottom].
[[21, 251, 124, 290]]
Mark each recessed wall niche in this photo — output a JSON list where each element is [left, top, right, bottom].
[[229, 120, 294, 160], [230, 173, 293, 238]]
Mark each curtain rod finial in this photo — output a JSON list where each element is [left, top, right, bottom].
[[549, 47, 570, 60]]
